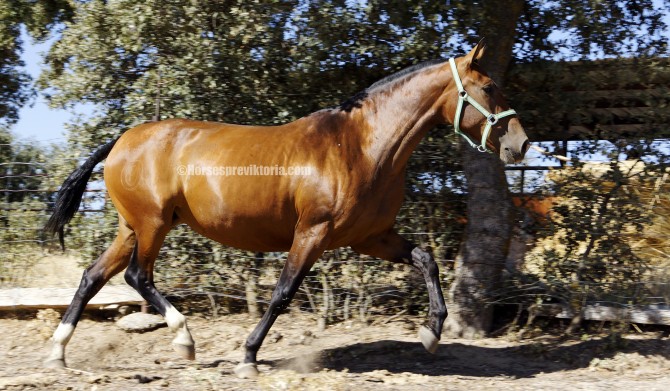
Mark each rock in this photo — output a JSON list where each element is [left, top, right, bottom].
[[116, 313, 166, 332], [0, 374, 57, 389], [268, 331, 283, 343], [134, 374, 163, 384], [88, 374, 111, 384]]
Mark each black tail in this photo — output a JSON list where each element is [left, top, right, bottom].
[[45, 138, 119, 249]]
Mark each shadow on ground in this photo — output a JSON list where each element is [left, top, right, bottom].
[[270, 336, 670, 378]]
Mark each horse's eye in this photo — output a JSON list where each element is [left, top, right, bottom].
[[482, 85, 493, 95]]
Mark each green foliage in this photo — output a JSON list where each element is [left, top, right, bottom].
[[36, 1, 668, 148], [518, 141, 669, 311], [515, 0, 667, 60], [0, 0, 73, 125], [0, 134, 77, 285], [0, 1, 32, 126], [35, 0, 472, 150], [0, 132, 52, 206]]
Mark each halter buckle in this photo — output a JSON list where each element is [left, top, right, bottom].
[[487, 114, 498, 125], [477, 145, 488, 153], [458, 90, 468, 100]]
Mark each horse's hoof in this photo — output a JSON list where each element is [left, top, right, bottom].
[[173, 343, 196, 360], [234, 362, 259, 379], [419, 325, 439, 354], [44, 358, 66, 369]]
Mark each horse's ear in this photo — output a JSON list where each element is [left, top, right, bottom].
[[465, 38, 487, 68]]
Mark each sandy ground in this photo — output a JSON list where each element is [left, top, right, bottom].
[[2, 255, 669, 390], [1, 309, 669, 391]]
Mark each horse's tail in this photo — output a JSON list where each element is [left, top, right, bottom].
[[45, 138, 119, 250]]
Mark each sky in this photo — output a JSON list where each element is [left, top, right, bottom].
[[9, 30, 85, 143]]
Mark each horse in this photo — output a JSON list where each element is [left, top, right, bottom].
[[44, 42, 529, 378]]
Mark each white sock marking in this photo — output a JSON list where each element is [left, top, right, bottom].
[[46, 322, 74, 363], [165, 305, 195, 347], [53, 323, 75, 344]]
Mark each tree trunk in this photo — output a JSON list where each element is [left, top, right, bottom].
[[444, 0, 525, 338], [445, 148, 514, 337]]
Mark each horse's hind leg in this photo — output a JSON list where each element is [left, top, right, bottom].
[[352, 229, 447, 354], [123, 226, 195, 360], [45, 219, 136, 368]]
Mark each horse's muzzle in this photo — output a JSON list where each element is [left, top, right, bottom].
[[501, 138, 530, 164]]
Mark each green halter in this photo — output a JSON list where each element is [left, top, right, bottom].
[[448, 58, 517, 153]]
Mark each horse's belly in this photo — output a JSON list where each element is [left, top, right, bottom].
[[177, 158, 301, 251], [178, 199, 297, 252]]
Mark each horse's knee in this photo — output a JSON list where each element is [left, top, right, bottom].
[[78, 267, 103, 293], [411, 247, 438, 274], [270, 285, 294, 313], [411, 246, 432, 262], [123, 262, 147, 290]]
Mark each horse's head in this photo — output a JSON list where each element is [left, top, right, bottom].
[[439, 42, 529, 164]]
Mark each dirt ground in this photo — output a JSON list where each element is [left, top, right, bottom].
[[1, 309, 669, 391]]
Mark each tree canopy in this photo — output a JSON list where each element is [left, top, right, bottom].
[[1, 0, 659, 147], [0, 0, 72, 126]]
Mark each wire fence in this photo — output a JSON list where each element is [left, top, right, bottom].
[[0, 191, 456, 323], [2, 138, 670, 328]]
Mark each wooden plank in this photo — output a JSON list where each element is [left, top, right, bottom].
[[0, 285, 143, 310], [536, 304, 670, 326]]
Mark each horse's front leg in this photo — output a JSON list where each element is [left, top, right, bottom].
[[235, 220, 331, 378], [352, 229, 447, 353]]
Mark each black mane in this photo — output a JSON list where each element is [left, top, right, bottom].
[[338, 58, 448, 112]]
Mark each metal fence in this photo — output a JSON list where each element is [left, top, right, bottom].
[[0, 191, 456, 323]]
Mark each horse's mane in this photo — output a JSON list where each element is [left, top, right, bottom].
[[338, 58, 448, 112]]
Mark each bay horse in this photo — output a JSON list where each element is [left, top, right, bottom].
[[44, 42, 529, 378]]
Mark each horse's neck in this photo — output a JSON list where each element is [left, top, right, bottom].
[[361, 68, 450, 175]]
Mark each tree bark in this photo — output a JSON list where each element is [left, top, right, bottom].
[[444, 0, 525, 338]]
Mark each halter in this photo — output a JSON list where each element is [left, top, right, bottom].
[[448, 58, 517, 153]]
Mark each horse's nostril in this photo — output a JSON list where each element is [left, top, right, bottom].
[[521, 139, 530, 154]]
